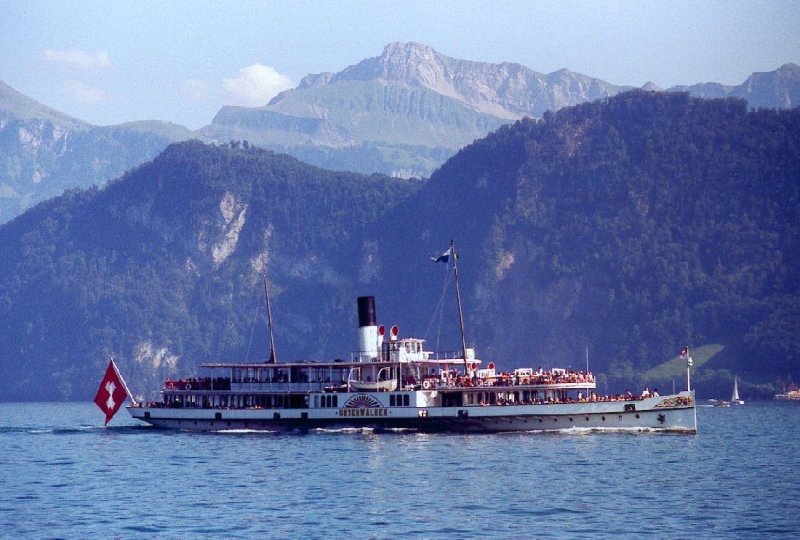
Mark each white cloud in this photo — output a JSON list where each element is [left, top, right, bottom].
[[64, 80, 108, 104], [223, 64, 293, 106], [43, 48, 111, 70]]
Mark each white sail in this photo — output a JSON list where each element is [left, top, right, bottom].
[[732, 376, 744, 405]]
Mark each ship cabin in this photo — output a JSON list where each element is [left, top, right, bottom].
[[154, 334, 595, 413]]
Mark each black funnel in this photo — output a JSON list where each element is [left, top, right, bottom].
[[357, 296, 376, 328]]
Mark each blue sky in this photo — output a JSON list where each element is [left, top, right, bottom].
[[2, 0, 798, 129]]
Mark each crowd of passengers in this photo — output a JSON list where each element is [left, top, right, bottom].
[[163, 377, 231, 390], [482, 388, 660, 406], [441, 368, 595, 388]]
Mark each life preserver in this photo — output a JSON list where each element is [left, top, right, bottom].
[[488, 362, 495, 370], [185, 383, 192, 390], [166, 381, 175, 389], [422, 380, 432, 390]]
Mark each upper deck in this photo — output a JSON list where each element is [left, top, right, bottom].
[[170, 338, 595, 395]]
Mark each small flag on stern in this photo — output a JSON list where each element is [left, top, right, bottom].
[[680, 347, 688, 359], [431, 246, 453, 263], [94, 359, 130, 425]]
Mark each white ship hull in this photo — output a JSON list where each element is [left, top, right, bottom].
[[129, 391, 696, 434]]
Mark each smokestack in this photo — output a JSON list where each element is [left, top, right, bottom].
[[357, 296, 378, 361]]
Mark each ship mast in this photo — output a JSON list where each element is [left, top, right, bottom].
[[450, 240, 469, 374], [264, 272, 277, 363]]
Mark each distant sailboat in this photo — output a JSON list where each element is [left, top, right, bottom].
[[731, 376, 745, 405]]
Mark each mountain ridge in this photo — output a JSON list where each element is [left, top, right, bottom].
[[0, 79, 206, 223], [2, 44, 799, 224]]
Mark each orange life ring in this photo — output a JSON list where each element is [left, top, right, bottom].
[[422, 380, 432, 390]]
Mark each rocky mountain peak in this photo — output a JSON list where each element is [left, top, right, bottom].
[[377, 41, 444, 84], [328, 41, 449, 89]]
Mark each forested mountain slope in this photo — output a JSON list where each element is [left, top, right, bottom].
[[0, 91, 797, 401], [0, 142, 415, 400], [368, 91, 800, 396]]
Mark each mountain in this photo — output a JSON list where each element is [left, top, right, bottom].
[[0, 80, 204, 223], [202, 44, 800, 180], [0, 141, 415, 401], [202, 42, 631, 178], [369, 91, 800, 398], [3, 47, 798, 225], [1, 91, 798, 401], [669, 63, 800, 110]]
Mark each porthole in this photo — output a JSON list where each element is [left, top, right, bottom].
[[618, 415, 623, 420], [569, 417, 573, 422], [602, 416, 606, 421], [635, 414, 640, 419], [553, 418, 558, 422], [585, 416, 589, 421], [539, 418, 543, 423]]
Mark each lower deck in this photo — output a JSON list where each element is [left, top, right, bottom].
[[128, 391, 697, 433]]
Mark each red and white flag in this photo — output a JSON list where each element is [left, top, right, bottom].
[[94, 359, 130, 425], [680, 347, 688, 359]]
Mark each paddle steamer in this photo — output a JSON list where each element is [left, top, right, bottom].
[[128, 295, 697, 433]]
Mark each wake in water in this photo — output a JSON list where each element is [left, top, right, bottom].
[[514, 426, 679, 436], [211, 428, 280, 435], [0, 424, 150, 435]]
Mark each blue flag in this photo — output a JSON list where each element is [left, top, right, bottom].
[[431, 247, 452, 263]]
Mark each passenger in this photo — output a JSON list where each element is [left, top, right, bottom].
[[652, 388, 660, 397], [641, 387, 651, 398]]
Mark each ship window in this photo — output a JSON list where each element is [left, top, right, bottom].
[[403, 394, 410, 406], [390, 395, 396, 406], [314, 396, 319, 408], [333, 396, 338, 407]]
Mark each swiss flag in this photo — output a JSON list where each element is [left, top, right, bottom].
[[94, 360, 129, 425]]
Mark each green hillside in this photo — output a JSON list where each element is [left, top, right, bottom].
[[0, 91, 798, 401], [368, 91, 800, 398]]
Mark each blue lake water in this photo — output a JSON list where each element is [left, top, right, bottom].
[[1, 401, 798, 538]]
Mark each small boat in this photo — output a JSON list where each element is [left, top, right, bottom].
[[731, 376, 745, 405], [774, 383, 800, 401]]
